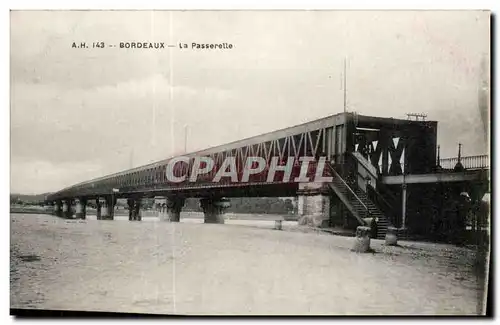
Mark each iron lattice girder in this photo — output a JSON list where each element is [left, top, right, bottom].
[[355, 127, 433, 176], [48, 127, 334, 201], [356, 131, 391, 173]]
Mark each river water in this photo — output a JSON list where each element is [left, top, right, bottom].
[[10, 213, 484, 315]]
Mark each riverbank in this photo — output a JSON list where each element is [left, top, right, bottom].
[[10, 205, 52, 215], [10, 213, 486, 315]]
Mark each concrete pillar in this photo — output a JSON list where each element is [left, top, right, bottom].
[[109, 196, 116, 220], [200, 198, 230, 224], [133, 198, 142, 221], [166, 197, 185, 222], [96, 198, 102, 220], [352, 226, 371, 253], [297, 183, 331, 228], [127, 199, 135, 221], [75, 198, 87, 219], [298, 194, 331, 227]]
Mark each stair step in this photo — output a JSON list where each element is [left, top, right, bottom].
[[328, 170, 394, 231]]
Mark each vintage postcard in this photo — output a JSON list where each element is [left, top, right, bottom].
[[10, 10, 491, 316]]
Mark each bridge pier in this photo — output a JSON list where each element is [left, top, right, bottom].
[[127, 199, 134, 220], [166, 197, 185, 222], [200, 198, 230, 224], [297, 183, 331, 228], [75, 198, 87, 219], [134, 199, 142, 221]]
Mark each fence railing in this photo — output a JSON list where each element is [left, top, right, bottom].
[[439, 155, 489, 170]]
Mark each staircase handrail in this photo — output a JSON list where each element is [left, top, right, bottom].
[[326, 163, 371, 217], [351, 151, 379, 180]]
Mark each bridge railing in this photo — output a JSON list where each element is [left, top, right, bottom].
[[439, 154, 489, 170]]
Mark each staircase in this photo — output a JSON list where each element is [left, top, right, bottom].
[[326, 163, 392, 239], [353, 188, 391, 239]]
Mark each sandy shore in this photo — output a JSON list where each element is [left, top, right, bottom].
[[10, 213, 485, 315]]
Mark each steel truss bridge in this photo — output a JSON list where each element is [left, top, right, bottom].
[[46, 112, 489, 240]]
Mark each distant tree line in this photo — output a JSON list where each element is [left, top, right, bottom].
[[10, 195, 45, 206], [11, 190, 296, 215], [182, 197, 296, 214]]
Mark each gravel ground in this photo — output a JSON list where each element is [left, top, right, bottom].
[[10, 213, 486, 315]]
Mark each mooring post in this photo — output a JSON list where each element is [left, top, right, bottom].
[[352, 226, 371, 253]]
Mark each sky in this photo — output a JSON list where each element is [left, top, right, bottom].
[[10, 10, 490, 194]]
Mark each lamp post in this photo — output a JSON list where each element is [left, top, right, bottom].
[[401, 157, 408, 230]]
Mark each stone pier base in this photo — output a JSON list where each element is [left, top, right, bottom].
[[200, 198, 230, 224], [95, 199, 102, 220], [297, 183, 331, 228]]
